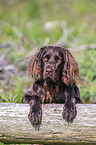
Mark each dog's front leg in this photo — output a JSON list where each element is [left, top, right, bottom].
[[62, 85, 77, 123], [28, 95, 42, 125], [22, 82, 45, 126]]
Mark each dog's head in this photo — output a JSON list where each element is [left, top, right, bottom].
[[29, 46, 79, 85]]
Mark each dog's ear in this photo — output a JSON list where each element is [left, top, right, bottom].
[[62, 48, 79, 85], [29, 46, 46, 81]]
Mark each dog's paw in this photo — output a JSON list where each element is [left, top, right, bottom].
[[28, 101, 42, 125], [28, 109, 42, 125], [62, 103, 77, 123]]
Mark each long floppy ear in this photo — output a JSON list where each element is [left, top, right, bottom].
[[62, 48, 79, 85], [29, 46, 46, 81]]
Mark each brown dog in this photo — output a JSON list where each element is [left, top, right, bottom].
[[22, 46, 82, 125]]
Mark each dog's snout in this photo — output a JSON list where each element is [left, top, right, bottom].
[[46, 68, 52, 73], [46, 65, 53, 74]]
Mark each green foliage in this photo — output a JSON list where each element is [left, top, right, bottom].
[[0, 91, 18, 103], [12, 76, 27, 103], [76, 49, 96, 102], [0, 76, 31, 103], [0, 143, 4, 145]]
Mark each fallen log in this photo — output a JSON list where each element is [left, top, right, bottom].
[[0, 103, 96, 144]]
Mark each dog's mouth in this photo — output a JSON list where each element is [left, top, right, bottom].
[[45, 74, 53, 81], [45, 72, 59, 82], [45, 67, 53, 78], [45, 72, 52, 77], [45, 77, 53, 83]]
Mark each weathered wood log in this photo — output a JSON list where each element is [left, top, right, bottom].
[[0, 103, 96, 144]]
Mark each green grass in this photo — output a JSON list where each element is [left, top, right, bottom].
[[0, 143, 4, 145], [75, 48, 96, 103]]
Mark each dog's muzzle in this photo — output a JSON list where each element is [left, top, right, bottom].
[[45, 65, 54, 77]]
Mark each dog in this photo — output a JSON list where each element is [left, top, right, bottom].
[[22, 46, 82, 125]]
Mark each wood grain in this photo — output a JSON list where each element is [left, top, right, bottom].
[[0, 103, 96, 144]]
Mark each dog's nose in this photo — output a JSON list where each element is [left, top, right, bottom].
[[46, 68, 52, 74]]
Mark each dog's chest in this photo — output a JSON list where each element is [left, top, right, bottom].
[[41, 83, 59, 103]]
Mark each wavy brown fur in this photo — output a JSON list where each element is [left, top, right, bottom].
[[22, 45, 82, 125], [29, 46, 79, 85], [62, 48, 79, 85]]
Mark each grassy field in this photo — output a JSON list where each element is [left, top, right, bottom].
[[0, 0, 96, 104]]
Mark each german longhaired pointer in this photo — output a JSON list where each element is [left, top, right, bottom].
[[22, 46, 82, 125]]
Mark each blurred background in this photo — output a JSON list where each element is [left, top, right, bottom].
[[0, 0, 96, 104]]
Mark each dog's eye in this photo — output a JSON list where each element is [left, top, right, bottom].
[[43, 54, 50, 61], [44, 58, 48, 61], [55, 56, 61, 63]]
